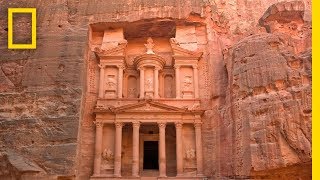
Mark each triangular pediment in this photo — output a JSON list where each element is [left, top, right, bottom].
[[113, 101, 186, 113], [170, 38, 203, 58]]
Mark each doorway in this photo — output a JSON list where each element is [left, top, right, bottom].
[[143, 141, 159, 170]]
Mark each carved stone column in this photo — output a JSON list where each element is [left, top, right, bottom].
[[175, 122, 183, 176], [194, 122, 203, 176], [174, 65, 181, 99], [132, 121, 140, 177], [98, 64, 105, 98], [154, 67, 160, 98], [193, 65, 199, 98], [139, 67, 145, 98], [114, 122, 124, 177], [158, 122, 167, 177], [93, 121, 103, 175], [117, 65, 124, 98]]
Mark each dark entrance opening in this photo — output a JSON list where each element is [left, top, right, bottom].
[[143, 141, 159, 170]]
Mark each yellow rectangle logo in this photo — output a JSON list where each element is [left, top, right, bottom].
[[8, 8, 37, 49]]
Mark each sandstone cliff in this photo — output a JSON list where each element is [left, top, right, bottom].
[[0, 0, 311, 179]]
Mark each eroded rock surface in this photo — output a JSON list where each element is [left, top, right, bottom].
[[0, 0, 311, 179], [223, 33, 311, 178]]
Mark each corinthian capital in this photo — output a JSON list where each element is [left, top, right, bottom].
[[132, 121, 140, 128], [175, 122, 183, 129], [98, 64, 105, 69], [117, 65, 125, 70], [158, 122, 167, 129], [115, 122, 124, 128], [194, 122, 202, 129], [174, 65, 181, 69], [94, 121, 103, 128]]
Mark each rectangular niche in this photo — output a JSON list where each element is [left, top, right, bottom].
[[127, 75, 139, 98], [164, 75, 175, 98], [180, 67, 194, 99], [101, 124, 115, 175], [104, 66, 118, 98]]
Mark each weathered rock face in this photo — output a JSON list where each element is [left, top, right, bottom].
[[0, 0, 311, 179], [222, 33, 311, 178]]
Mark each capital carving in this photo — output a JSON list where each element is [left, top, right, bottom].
[[94, 121, 103, 128], [154, 66, 161, 71], [138, 67, 145, 71], [194, 122, 202, 129], [117, 65, 125, 70], [175, 122, 183, 129], [158, 122, 166, 129], [115, 122, 124, 128], [98, 64, 105, 69], [192, 65, 198, 69], [174, 65, 181, 69], [132, 121, 140, 128]]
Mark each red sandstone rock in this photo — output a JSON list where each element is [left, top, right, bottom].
[[0, 0, 311, 179]]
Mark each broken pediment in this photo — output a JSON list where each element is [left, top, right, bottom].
[[93, 40, 128, 58], [170, 38, 203, 60]]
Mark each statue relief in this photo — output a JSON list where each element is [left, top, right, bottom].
[[128, 88, 136, 98], [165, 87, 172, 98], [185, 148, 196, 160], [145, 77, 153, 91], [106, 75, 117, 90], [102, 148, 114, 162], [183, 76, 193, 91], [144, 37, 155, 54]]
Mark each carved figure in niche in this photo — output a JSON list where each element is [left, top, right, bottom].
[[128, 88, 136, 98], [106, 75, 117, 90], [165, 87, 172, 98], [102, 148, 114, 162], [185, 148, 196, 160], [144, 37, 155, 54], [183, 76, 193, 91], [146, 77, 153, 91]]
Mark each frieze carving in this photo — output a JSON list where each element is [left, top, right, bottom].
[[189, 103, 200, 110]]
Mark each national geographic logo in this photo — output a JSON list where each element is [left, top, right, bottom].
[[7, 8, 37, 49]]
